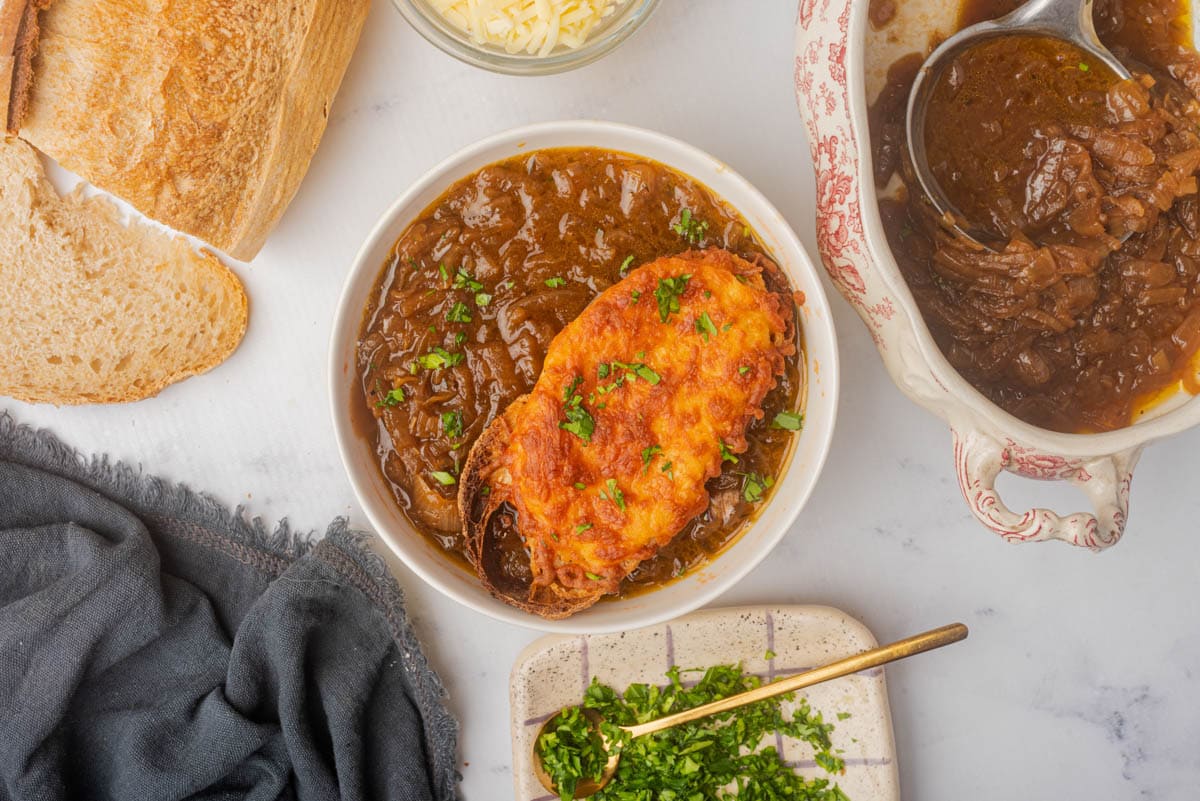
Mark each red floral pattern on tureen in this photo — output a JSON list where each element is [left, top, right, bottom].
[[793, 0, 1143, 550], [794, 1, 867, 304]]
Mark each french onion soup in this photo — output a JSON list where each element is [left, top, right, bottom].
[[871, 0, 1200, 433], [354, 148, 805, 616]]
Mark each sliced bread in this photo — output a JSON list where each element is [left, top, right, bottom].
[[10, 0, 370, 261], [0, 135, 248, 404]]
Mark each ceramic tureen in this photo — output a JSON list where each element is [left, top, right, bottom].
[[793, 0, 1200, 549]]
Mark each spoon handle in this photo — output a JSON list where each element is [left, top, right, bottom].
[[623, 622, 968, 740]]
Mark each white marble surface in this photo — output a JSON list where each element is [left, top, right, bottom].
[[8, 1, 1200, 798]]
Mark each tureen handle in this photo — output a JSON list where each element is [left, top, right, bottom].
[[952, 427, 1142, 550]]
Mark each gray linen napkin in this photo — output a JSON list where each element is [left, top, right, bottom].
[[0, 412, 459, 801]]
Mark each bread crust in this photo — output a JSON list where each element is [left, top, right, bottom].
[[6, 0, 49, 132], [17, 0, 370, 260], [0, 0, 29, 131]]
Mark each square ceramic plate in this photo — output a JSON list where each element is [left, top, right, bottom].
[[509, 605, 900, 800]]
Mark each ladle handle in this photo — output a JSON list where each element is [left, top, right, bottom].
[[622, 623, 969, 740], [1001, 0, 1096, 37]]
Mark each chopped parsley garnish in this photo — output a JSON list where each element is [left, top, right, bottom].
[[441, 410, 463, 439], [772, 411, 805, 431], [416, 347, 464, 370], [536, 664, 849, 801], [604, 478, 626, 512], [619, 255, 635, 276], [455, 331, 466, 345], [654, 275, 691, 323], [585, 572, 604, 581], [475, 292, 492, 307], [429, 470, 457, 486], [574, 482, 587, 490], [574, 523, 593, 534], [616, 360, 661, 384], [661, 460, 675, 480], [1078, 61, 1090, 71], [641, 444, 663, 472], [695, 311, 718, 342], [438, 263, 450, 283], [672, 207, 710, 244], [565, 402, 590, 428], [743, 472, 775, 503], [535, 705, 611, 800], [545, 276, 567, 288], [594, 360, 661, 393], [631, 290, 641, 304], [452, 267, 483, 292], [480, 486, 491, 496], [560, 376, 595, 444], [563, 376, 584, 403], [446, 302, 473, 323], [376, 387, 405, 408], [719, 441, 739, 464], [739, 366, 751, 375]]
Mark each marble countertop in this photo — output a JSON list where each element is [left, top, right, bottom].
[[9, 1, 1200, 798]]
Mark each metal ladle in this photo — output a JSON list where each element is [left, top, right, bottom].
[[532, 622, 969, 798], [905, 0, 1131, 245]]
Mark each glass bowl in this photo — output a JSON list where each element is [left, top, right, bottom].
[[391, 0, 661, 75]]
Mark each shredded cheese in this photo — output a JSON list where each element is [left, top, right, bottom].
[[427, 0, 629, 56]]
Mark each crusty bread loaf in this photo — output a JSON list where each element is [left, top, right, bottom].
[[10, 0, 370, 261], [0, 135, 247, 404]]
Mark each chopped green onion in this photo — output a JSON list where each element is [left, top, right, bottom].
[[446, 302, 472, 324], [654, 275, 692, 323], [441, 410, 463, 439], [743, 472, 775, 503], [641, 444, 663, 472], [376, 387, 405, 407], [429, 470, 456, 486], [772, 411, 805, 431]]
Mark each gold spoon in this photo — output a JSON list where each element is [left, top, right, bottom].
[[533, 622, 969, 798]]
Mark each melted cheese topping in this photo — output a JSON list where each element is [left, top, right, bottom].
[[426, 0, 628, 56], [490, 250, 794, 598]]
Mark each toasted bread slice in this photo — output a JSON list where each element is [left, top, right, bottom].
[[459, 401, 601, 620], [458, 250, 797, 620], [0, 135, 248, 404]]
